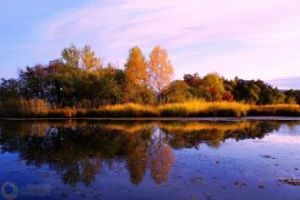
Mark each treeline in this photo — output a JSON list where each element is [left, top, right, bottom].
[[0, 44, 300, 115]]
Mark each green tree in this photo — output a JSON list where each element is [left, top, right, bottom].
[[162, 81, 192, 103], [61, 44, 80, 68]]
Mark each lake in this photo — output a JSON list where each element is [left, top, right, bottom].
[[0, 119, 300, 200]]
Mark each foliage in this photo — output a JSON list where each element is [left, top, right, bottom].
[[202, 73, 226, 101], [124, 47, 149, 87], [81, 45, 102, 71], [123, 47, 154, 104], [61, 44, 80, 67], [161, 80, 193, 103], [148, 46, 174, 94], [158, 100, 250, 117], [0, 44, 300, 118]]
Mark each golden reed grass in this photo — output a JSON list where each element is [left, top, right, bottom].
[[1, 99, 300, 118]]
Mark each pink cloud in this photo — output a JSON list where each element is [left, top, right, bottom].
[[32, 0, 300, 82]]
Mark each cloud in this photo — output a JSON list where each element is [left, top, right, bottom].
[[268, 77, 300, 90], [3, 0, 300, 86], [262, 133, 300, 145]]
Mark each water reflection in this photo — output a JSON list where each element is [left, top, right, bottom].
[[0, 120, 299, 187]]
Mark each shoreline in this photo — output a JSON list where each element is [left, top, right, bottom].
[[1, 116, 300, 121]]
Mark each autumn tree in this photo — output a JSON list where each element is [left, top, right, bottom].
[[124, 47, 149, 87], [124, 47, 154, 104], [202, 73, 226, 101], [148, 46, 174, 95], [81, 45, 102, 71]]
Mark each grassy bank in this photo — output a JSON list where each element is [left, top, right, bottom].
[[1, 100, 300, 118], [249, 104, 300, 116]]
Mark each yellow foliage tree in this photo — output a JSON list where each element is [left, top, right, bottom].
[[81, 45, 102, 71], [148, 46, 174, 93], [123, 47, 152, 103], [124, 46, 149, 87]]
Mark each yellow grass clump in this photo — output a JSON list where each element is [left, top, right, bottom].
[[87, 103, 159, 117], [158, 100, 250, 117], [1, 99, 300, 118], [49, 107, 86, 118], [19, 98, 50, 117], [249, 104, 300, 116]]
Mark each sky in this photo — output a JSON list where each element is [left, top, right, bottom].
[[0, 0, 300, 89]]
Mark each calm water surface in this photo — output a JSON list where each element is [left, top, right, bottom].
[[0, 120, 300, 200]]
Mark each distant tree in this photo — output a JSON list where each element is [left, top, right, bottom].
[[0, 78, 20, 101], [124, 47, 149, 87], [285, 90, 298, 104], [226, 78, 264, 104], [222, 91, 234, 101], [123, 47, 154, 104], [183, 73, 202, 88], [202, 73, 225, 101], [2, 44, 298, 112], [19, 65, 48, 99], [0, 79, 22, 115], [81, 45, 102, 71], [61, 44, 80, 68], [189, 86, 210, 100], [162, 81, 192, 103], [148, 46, 174, 95]]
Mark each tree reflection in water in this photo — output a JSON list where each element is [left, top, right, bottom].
[[0, 120, 298, 187]]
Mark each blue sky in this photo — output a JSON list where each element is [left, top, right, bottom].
[[1, 0, 300, 89]]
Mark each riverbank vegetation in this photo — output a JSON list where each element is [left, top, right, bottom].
[[1, 45, 300, 117], [1, 100, 300, 118]]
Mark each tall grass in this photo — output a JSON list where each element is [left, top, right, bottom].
[[19, 99, 50, 117], [158, 100, 250, 117], [86, 103, 159, 117], [1, 99, 300, 118], [49, 108, 86, 118], [249, 104, 300, 116], [0, 98, 50, 117]]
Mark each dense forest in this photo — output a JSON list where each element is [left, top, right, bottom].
[[0, 45, 300, 117]]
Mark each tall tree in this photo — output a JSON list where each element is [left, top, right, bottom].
[[123, 47, 154, 104], [148, 46, 174, 94], [81, 45, 101, 71], [61, 44, 80, 68], [124, 47, 149, 87]]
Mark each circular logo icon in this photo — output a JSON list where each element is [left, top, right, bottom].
[[1, 182, 19, 200]]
